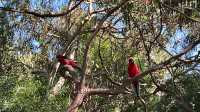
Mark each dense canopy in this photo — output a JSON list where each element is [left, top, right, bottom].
[[0, 0, 200, 112]]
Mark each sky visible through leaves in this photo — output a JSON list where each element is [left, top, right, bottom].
[[1, 0, 199, 62]]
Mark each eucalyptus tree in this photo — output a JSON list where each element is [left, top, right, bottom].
[[0, 0, 200, 112]]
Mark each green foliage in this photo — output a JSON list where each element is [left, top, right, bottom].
[[1, 0, 200, 112], [0, 59, 70, 112], [156, 74, 200, 112]]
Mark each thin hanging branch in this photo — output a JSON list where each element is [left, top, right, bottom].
[[0, 0, 83, 18], [131, 38, 200, 81], [162, 3, 200, 23]]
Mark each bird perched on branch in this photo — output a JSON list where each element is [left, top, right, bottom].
[[128, 57, 141, 97], [56, 54, 81, 77], [57, 55, 78, 70], [144, 0, 152, 5]]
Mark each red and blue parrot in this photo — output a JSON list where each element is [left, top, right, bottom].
[[128, 57, 141, 97], [56, 54, 81, 73]]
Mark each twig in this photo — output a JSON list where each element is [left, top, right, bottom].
[[162, 3, 200, 23], [131, 39, 200, 81], [0, 0, 83, 18]]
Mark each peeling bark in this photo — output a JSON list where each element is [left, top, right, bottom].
[[50, 50, 76, 96], [66, 93, 85, 112], [51, 77, 66, 96]]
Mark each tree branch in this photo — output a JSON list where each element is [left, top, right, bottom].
[[88, 88, 130, 95], [132, 39, 200, 81], [81, 0, 130, 86], [67, 1, 131, 111], [162, 3, 200, 23], [0, 0, 83, 18]]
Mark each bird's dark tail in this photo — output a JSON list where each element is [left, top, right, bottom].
[[133, 80, 140, 97]]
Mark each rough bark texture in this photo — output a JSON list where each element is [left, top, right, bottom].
[[66, 86, 88, 112]]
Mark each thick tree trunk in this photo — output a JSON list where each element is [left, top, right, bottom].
[[66, 87, 88, 112], [51, 76, 65, 96], [66, 93, 85, 112]]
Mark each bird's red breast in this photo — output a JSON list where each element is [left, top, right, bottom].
[[144, 0, 152, 5], [58, 58, 77, 67], [128, 63, 141, 77]]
